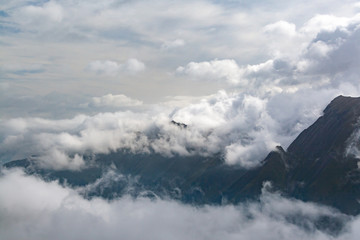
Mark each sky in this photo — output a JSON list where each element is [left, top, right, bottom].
[[2, 0, 360, 167], [1, 0, 360, 239]]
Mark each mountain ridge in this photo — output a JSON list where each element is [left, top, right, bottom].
[[3, 95, 360, 215]]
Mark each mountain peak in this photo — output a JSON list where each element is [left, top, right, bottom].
[[324, 95, 360, 116], [287, 95, 360, 159]]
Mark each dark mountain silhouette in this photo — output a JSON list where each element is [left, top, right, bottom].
[[4, 95, 360, 216]]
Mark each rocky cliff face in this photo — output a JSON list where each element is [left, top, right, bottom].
[[4, 96, 360, 215], [285, 96, 360, 214], [288, 95, 360, 158]]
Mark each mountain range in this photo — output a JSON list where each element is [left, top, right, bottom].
[[4, 95, 360, 216]]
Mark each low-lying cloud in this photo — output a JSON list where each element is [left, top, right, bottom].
[[0, 168, 357, 240], [0, 86, 348, 169]]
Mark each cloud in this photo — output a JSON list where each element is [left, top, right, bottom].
[[0, 109, 210, 169], [176, 59, 244, 85], [344, 124, 360, 162], [0, 87, 344, 169], [1, 2, 360, 170], [125, 58, 146, 73], [2, 4, 360, 237], [3, 32, 360, 168], [161, 95, 205, 108], [36, 148, 85, 170], [86, 59, 145, 76], [86, 60, 120, 76], [178, 12, 360, 90], [263, 21, 297, 37], [2, 0, 360, 104], [0, 169, 355, 240], [161, 39, 185, 50], [91, 94, 143, 108], [21, 1, 64, 23], [4, 24, 360, 168], [0, 63, 45, 76]]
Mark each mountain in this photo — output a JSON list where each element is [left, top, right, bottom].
[[225, 95, 360, 215], [3, 95, 360, 215]]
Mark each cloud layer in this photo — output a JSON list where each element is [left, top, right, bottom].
[[0, 85, 351, 169], [1, 168, 358, 240]]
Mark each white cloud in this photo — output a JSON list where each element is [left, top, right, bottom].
[[176, 58, 285, 92], [21, 1, 64, 23], [178, 12, 360, 91], [0, 169, 354, 240], [86, 59, 145, 76], [300, 14, 351, 36], [36, 148, 85, 170], [176, 59, 244, 85], [264, 21, 297, 37], [86, 60, 120, 76], [161, 39, 185, 50], [124, 58, 146, 73]]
